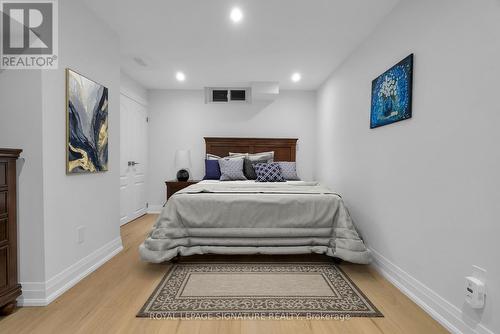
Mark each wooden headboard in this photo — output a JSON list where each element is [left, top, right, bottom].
[[204, 137, 298, 162]]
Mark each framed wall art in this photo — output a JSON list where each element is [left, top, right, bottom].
[[66, 68, 108, 173], [370, 54, 413, 128]]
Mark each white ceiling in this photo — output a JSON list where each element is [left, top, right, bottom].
[[82, 0, 399, 90]]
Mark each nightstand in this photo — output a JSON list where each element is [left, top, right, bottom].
[[165, 180, 200, 201]]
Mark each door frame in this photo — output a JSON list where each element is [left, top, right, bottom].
[[119, 91, 148, 226]]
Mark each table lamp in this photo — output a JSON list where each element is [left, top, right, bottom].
[[175, 149, 191, 181]]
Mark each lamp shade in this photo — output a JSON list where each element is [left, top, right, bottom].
[[175, 149, 192, 170]]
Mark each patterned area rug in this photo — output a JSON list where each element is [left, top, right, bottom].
[[138, 262, 382, 319]]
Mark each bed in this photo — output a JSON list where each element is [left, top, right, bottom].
[[139, 137, 370, 264]]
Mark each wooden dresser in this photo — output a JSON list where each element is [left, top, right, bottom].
[[0, 149, 22, 315]]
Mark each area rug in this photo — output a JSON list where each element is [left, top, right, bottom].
[[138, 262, 382, 319]]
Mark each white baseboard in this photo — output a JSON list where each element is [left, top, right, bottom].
[[147, 204, 162, 214], [370, 248, 493, 334], [18, 237, 123, 306], [18, 282, 47, 306]]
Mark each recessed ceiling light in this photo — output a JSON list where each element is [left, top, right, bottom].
[[291, 72, 301, 83], [176, 71, 186, 82], [230, 7, 243, 23]]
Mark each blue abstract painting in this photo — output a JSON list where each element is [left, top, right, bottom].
[[370, 54, 413, 128], [66, 69, 108, 173]]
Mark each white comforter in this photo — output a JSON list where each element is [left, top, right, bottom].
[[139, 181, 370, 264]]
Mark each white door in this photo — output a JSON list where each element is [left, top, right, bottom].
[[120, 94, 148, 225]]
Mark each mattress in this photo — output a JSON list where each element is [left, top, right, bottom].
[[139, 181, 370, 264], [197, 179, 308, 185]]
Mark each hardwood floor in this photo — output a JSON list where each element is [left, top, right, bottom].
[[0, 214, 448, 334]]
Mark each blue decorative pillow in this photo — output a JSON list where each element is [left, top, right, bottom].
[[204, 159, 221, 180], [278, 162, 300, 180], [219, 157, 247, 181], [253, 163, 285, 182]]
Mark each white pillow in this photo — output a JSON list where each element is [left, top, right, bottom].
[[206, 153, 221, 160], [207, 153, 247, 160], [229, 151, 274, 162]]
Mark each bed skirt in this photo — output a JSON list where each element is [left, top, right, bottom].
[[140, 244, 370, 264]]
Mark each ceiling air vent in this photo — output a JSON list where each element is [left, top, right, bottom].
[[230, 90, 246, 101], [212, 90, 228, 102], [205, 87, 251, 104]]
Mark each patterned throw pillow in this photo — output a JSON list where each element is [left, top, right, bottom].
[[278, 161, 300, 180], [243, 158, 267, 180], [253, 163, 285, 182], [219, 157, 247, 181]]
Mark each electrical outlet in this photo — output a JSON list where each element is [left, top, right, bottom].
[[465, 265, 487, 309], [77, 226, 85, 244]]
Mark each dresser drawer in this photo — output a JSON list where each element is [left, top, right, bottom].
[[0, 192, 6, 215], [0, 149, 21, 314], [0, 163, 6, 187], [0, 246, 7, 290], [0, 219, 6, 243]]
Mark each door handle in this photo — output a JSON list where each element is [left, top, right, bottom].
[[128, 161, 140, 166]]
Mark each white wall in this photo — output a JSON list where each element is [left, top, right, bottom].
[[316, 0, 500, 333], [0, 0, 122, 303], [148, 90, 316, 209], [40, 0, 122, 282], [120, 71, 148, 106], [0, 70, 46, 284]]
